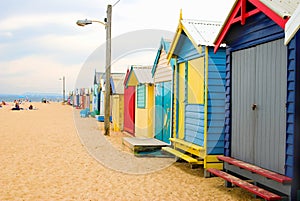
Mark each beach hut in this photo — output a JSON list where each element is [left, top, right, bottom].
[[209, 1, 300, 200], [152, 38, 174, 144], [92, 71, 105, 115], [111, 73, 125, 132], [123, 69, 136, 135], [96, 73, 124, 122], [125, 66, 154, 138], [163, 14, 226, 176]]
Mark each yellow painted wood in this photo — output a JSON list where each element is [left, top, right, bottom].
[[172, 64, 177, 138], [135, 84, 154, 138], [204, 163, 223, 170], [162, 147, 198, 163], [126, 72, 138, 87], [204, 47, 209, 156], [170, 138, 204, 151], [187, 57, 204, 104], [205, 155, 223, 163], [112, 95, 124, 132], [175, 143, 204, 157], [178, 63, 185, 139]]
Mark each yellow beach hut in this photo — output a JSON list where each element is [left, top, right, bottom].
[[125, 66, 154, 138], [163, 14, 227, 177]]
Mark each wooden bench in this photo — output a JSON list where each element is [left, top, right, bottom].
[[161, 147, 201, 163], [217, 156, 292, 184], [208, 168, 282, 200]]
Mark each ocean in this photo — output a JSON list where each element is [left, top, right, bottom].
[[0, 94, 62, 102]]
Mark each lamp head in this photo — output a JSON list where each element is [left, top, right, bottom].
[[76, 19, 92, 26]]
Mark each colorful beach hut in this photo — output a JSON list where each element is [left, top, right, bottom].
[[163, 14, 226, 177], [152, 38, 174, 143], [92, 71, 105, 115], [125, 66, 154, 138], [209, 1, 300, 200], [123, 69, 136, 135], [111, 73, 125, 132]]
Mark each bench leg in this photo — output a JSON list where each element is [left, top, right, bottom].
[[225, 180, 233, 188]]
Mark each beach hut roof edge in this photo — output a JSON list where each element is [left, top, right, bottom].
[[167, 17, 224, 62], [125, 66, 153, 87], [214, 0, 300, 52], [152, 38, 173, 77], [285, 3, 300, 45]]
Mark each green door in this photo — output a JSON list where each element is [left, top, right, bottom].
[[155, 81, 172, 143]]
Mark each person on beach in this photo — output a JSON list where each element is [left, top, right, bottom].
[[11, 100, 23, 110]]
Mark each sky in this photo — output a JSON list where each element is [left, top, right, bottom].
[[0, 0, 235, 95]]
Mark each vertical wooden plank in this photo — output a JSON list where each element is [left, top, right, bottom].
[[255, 39, 286, 174], [231, 47, 256, 163]]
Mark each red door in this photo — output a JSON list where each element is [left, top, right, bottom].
[[124, 86, 135, 135]]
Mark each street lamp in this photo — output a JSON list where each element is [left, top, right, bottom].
[[76, 19, 106, 27], [59, 76, 66, 103], [76, 4, 112, 136]]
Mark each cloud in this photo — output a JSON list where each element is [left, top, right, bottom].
[[0, 55, 79, 94]]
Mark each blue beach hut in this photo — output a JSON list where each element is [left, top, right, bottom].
[[209, 1, 300, 200], [163, 13, 227, 177], [152, 38, 174, 144]]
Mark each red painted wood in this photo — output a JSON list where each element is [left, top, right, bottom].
[[232, 8, 260, 24], [214, 1, 242, 53], [248, 0, 289, 29], [208, 168, 282, 201], [218, 156, 292, 184], [214, 0, 289, 53], [241, 0, 246, 25], [123, 70, 135, 135]]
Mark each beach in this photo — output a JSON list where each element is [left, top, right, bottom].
[[0, 102, 259, 200]]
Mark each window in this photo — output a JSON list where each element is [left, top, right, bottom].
[[187, 57, 204, 104], [137, 84, 146, 108]]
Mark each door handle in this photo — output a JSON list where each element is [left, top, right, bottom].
[[251, 104, 257, 111]]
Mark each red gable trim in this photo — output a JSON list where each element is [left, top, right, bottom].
[[214, 0, 289, 53]]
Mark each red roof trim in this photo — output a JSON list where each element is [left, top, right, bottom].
[[214, 0, 289, 53], [214, 1, 242, 53], [248, 0, 288, 29]]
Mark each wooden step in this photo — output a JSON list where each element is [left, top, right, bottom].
[[208, 168, 282, 201], [169, 138, 204, 151], [217, 156, 292, 184], [162, 147, 200, 163]]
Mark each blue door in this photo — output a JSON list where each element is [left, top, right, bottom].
[[155, 81, 172, 143]]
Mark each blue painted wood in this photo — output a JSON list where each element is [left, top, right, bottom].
[[207, 47, 226, 154], [173, 32, 200, 63], [137, 84, 145, 108], [154, 81, 172, 143], [184, 104, 204, 146], [286, 37, 296, 178], [223, 11, 294, 179], [289, 31, 300, 200], [225, 13, 284, 52]]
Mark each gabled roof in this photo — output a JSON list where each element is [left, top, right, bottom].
[[94, 71, 105, 85], [285, 4, 300, 45], [167, 12, 223, 61], [110, 73, 125, 94], [126, 65, 153, 87], [152, 38, 173, 77], [214, 0, 300, 52]]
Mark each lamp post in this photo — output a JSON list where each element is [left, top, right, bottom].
[[76, 4, 112, 136], [59, 76, 66, 103]]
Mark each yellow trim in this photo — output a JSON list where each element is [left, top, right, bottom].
[[204, 47, 209, 157], [167, 26, 182, 62], [167, 10, 202, 62], [205, 163, 223, 170]]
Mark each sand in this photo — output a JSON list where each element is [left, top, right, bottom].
[[0, 102, 259, 200]]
